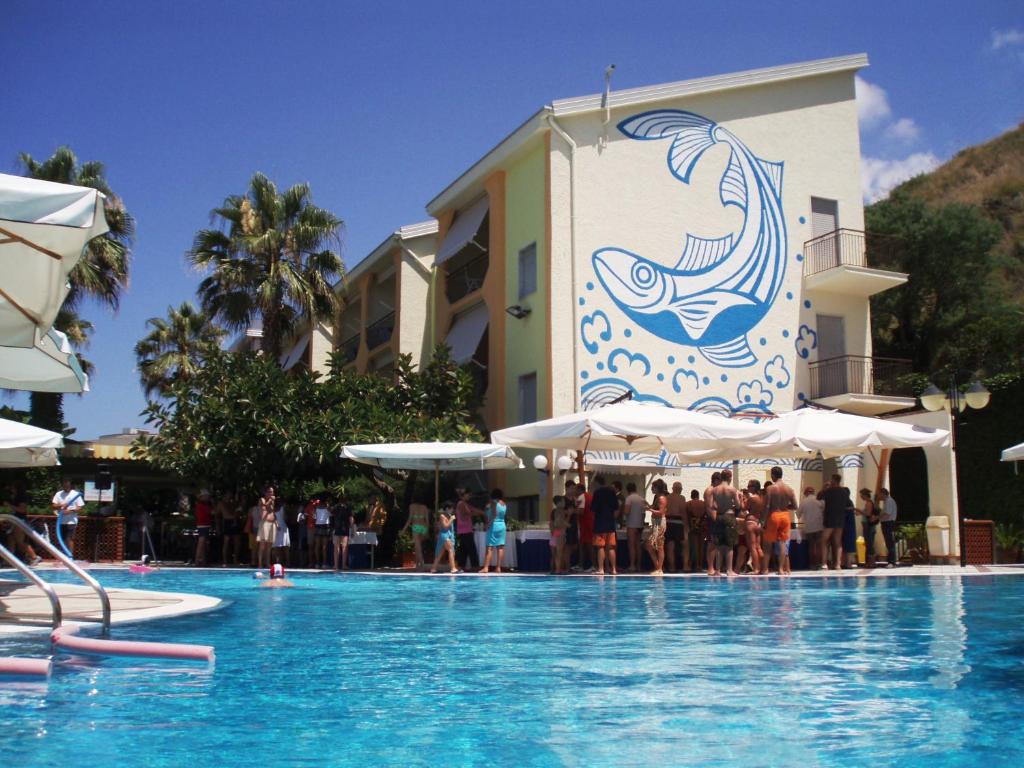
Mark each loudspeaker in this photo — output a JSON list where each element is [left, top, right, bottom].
[[95, 463, 112, 491]]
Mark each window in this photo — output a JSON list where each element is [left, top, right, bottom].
[[518, 372, 537, 425], [518, 242, 537, 299], [509, 495, 539, 523]]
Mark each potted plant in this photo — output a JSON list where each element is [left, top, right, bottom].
[[995, 524, 1023, 564], [393, 529, 416, 568], [896, 523, 928, 564]]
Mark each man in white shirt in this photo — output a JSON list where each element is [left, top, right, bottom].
[[878, 488, 899, 566], [52, 478, 85, 557]]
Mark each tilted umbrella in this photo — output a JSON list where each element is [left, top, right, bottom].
[[1001, 442, 1024, 462], [0, 173, 108, 348], [489, 400, 779, 454], [0, 327, 89, 393], [0, 417, 63, 468], [341, 441, 523, 513]]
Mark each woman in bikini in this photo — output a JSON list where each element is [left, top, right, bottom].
[[400, 499, 431, 570]]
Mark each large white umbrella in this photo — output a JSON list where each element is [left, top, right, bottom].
[[489, 400, 779, 453], [0, 173, 109, 348], [677, 407, 950, 462], [342, 441, 523, 512], [0, 327, 89, 393], [1001, 442, 1024, 462], [0, 417, 63, 468]]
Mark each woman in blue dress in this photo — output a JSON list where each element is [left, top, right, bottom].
[[429, 503, 460, 574], [480, 488, 507, 574]]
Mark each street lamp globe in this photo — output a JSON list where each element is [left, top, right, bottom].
[[964, 380, 991, 410], [532, 454, 548, 471], [556, 455, 574, 472], [920, 383, 946, 412]]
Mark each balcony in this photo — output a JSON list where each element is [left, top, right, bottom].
[[808, 355, 915, 415], [445, 253, 489, 304], [803, 229, 908, 297], [365, 311, 395, 351], [338, 333, 360, 366]]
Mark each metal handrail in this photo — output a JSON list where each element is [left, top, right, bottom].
[[0, 541, 62, 629], [0, 514, 111, 632]]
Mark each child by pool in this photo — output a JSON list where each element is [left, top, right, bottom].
[[429, 504, 459, 574]]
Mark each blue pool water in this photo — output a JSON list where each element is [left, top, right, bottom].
[[1, 571, 1023, 767]]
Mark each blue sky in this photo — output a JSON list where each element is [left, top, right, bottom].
[[3, 0, 1021, 439]]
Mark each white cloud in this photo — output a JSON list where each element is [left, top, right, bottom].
[[885, 117, 920, 142], [991, 28, 1024, 50], [862, 152, 941, 202], [855, 76, 891, 127]]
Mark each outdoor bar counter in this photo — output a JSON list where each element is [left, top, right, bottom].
[[26, 515, 125, 562]]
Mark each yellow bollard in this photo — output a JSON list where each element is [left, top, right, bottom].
[[856, 535, 866, 565]]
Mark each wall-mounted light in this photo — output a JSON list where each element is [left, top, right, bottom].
[[505, 304, 531, 319]]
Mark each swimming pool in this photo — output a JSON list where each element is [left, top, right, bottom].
[[1, 571, 1022, 767]]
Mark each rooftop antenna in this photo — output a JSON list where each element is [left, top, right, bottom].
[[601, 64, 616, 125]]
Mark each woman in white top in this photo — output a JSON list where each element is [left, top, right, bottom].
[[623, 482, 647, 573], [256, 486, 277, 569], [273, 501, 291, 566]]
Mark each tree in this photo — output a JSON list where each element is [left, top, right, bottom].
[[135, 302, 225, 398], [19, 147, 134, 431], [866, 191, 1021, 376], [188, 173, 344, 361], [138, 345, 483, 562]]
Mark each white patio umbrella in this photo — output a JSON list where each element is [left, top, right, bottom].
[[489, 400, 779, 454], [0, 327, 89, 393], [0, 417, 63, 468], [0, 173, 109, 348], [341, 441, 523, 512], [677, 406, 950, 462], [1001, 442, 1024, 462]]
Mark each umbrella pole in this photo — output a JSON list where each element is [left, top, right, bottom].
[[434, 464, 440, 514]]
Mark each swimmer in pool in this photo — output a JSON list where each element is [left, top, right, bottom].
[[259, 563, 294, 588]]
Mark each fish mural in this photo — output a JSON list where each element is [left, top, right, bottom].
[[592, 110, 787, 367]]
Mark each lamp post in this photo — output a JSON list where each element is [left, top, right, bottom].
[[919, 374, 991, 566]]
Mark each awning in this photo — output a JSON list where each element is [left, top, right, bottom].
[[280, 331, 310, 371], [444, 302, 488, 364], [0, 417, 63, 468], [435, 196, 488, 266], [1002, 442, 1024, 462]]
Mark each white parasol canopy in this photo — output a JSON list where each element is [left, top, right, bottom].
[[342, 442, 523, 512], [0, 327, 89, 393], [489, 400, 779, 453], [1001, 442, 1024, 462], [0, 173, 109, 348], [677, 406, 950, 462], [0, 417, 63, 468]]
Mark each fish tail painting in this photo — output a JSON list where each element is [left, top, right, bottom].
[[591, 109, 787, 368]]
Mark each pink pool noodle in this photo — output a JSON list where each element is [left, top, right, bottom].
[[51, 626, 215, 662], [128, 564, 157, 574], [0, 657, 52, 678]]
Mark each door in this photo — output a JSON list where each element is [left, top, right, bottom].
[[810, 197, 840, 270], [816, 314, 847, 396]]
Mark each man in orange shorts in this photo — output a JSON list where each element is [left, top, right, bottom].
[[590, 475, 619, 575]]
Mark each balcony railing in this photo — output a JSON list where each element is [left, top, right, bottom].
[[365, 312, 395, 350], [338, 333, 360, 365], [808, 355, 913, 400], [445, 253, 489, 304], [803, 229, 900, 278]]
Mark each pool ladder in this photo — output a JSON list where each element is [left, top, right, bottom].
[[0, 513, 111, 633]]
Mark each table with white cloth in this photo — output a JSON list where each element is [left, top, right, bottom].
[[350, 531, 378, 568], [472, 528, 553, 569]]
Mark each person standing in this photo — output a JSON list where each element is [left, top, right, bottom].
[[859, 488, 879, 568], [576, 480, 595, 572], [685, 489, 706, 573], [51, 478, 85, 558], [400, 499, 431, 570], [710, 470, 742, 576], [819, 474, 851, 570], [454, 489, 481, 571], [765, 503, 792, 575], [878, 487, 899, 566], [764, 467, 796, 572], [3, 483, 40, 565], [624, 482, 646, 573], [643, 491, 668, 575], [703, 472, 722, 575], [591, 475, 619, 576], [480, 488, 507, 574], [429, 503, 460, 574], [256, 486, 277, 569], [798, 486, 825, 569], [665, 481, 688, 573], [740, 480, 764, 574], [331, 495, 353, 571], [549, 496, 569, 574], [218, 494, 242, 567], [192, 490, 213, 566]]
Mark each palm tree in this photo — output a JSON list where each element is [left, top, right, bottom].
[[19, 147, 134, 431], [188, 172, 344, 360], [135, 302, 225, 398]]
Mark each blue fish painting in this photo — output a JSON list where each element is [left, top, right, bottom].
[[592, 110, 787, 367]]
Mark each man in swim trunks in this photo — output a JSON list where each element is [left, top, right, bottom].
[[703, 472, 722, 575], [710, 470, 741, 576], [685, 489, 705, 573], [764, 467, 796, 573], [818, 474, 850, 570], [192, 490, 212, 566], [665, 481, 687, 573], [590, 475, 619, 575]]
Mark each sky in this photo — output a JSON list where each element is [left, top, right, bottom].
[[3, 0, 1022, 440]]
